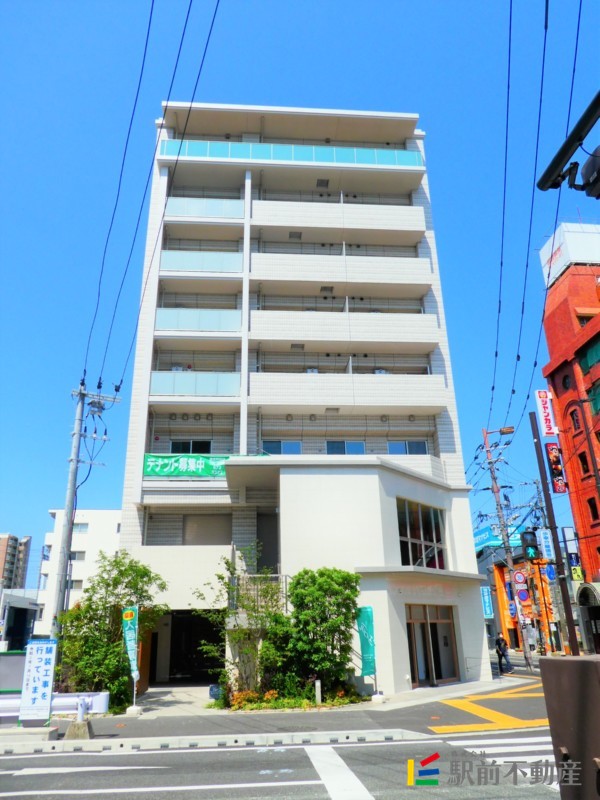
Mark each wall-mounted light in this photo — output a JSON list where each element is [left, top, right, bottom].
[[169, 413, 177, 420], [286, 414, 293, 421], [309, 414, 317, 422], [194, 414, 201, 421], [381, 415, 388, 423], [181, 413, 189, 420], [408, 414, 416, 422], [206, 413, 213, 421]]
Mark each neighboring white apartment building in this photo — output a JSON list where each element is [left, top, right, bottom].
[[34, 510, 121, 637], [121, 103, 491, 691]]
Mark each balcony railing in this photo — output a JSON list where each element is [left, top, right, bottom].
[[165, 197, 244, 218], [161, 250, 243, 273], [150, 371, 241, 396], [155, 308, 242, 332], [161, 139, 423, 169], [228, 574, 289, 614]]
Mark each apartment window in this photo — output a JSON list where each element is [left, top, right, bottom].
[[262, 440, 302, 455], [579, 335, 600, 374], [588, 497, 600, 522], [171, 440, 211, 454], [39, 574, 48, 591], [38, 605, 44, 620], [69, 551, 86, 561], [397, 498, 445, 569], [72, 523, 88, 534], [578, 451, 591, 476], [68, 580, 84, 591], [570, 409, 581, 431], [387, 440, 428, 456], [326, 441, 366, 455]]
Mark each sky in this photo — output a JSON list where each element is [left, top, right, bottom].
[[1, 0, 598, 587]]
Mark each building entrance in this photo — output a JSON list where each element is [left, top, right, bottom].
[[165, 611, 223, 684], [406, 604, 458, 687]]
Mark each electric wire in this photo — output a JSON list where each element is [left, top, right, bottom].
[[486, 0, 513, 430], [97, 0, 196, 391], [82, 0, 156, 386], [502, 5, 549, 425], [116, 0, 222, 390]]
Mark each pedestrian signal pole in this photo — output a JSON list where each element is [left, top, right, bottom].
[[529, 411, 580, 655]]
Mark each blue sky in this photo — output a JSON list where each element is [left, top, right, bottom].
[[1, 1, 598, 586]]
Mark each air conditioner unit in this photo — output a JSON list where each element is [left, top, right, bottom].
[[172, 365, 184, 372], [374, 369, 389, 375], [306, 368, 319, 374]]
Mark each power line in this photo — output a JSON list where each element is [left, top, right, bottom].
[[113, 0, 222, 389], [486, 0, 513, 429], [82, 0, 156, 386]]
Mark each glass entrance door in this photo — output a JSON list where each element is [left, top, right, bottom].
[[407, 604, 458, 687]]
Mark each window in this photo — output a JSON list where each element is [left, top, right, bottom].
[[171, 440, 211, 454], [397, 498, 445, 569], [578, 335, 600, 374], [39, 574, 48, 591], [69, 551, 86, 561], [262, 440, 302, 455], [578, 315, 594, 327], [326, 441, 366, 455], [68, 580, 84, 591], [578, 452, 591, 475], [38, 605, 44, 620], [562, 374, 572, 389], [388, 440, 428, 456], [571, 408, 581, 431], [588, 497, 600, 522], [72, 523, 88, 534]]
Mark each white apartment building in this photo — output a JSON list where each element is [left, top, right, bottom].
[[121, 103, 491, 691], [34, 510, 121, 637]]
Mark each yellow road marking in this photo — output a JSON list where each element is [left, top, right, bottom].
[[429, 681, 548, 733]]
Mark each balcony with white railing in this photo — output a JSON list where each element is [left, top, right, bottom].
[[251, 201, 426, 245], [165, 196, 244, 220], [250, 252, 431, 296], [248, 372, 448, 414], [249, 310, 440, 352]]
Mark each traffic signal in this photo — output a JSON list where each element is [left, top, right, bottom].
[[521, 529, 540, 561]]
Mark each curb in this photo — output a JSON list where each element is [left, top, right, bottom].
[[0, 727, 433, 756]]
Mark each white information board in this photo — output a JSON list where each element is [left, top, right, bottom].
[[19, 639, 57, 722]]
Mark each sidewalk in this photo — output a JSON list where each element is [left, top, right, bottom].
[[0, 673, 537, 754]]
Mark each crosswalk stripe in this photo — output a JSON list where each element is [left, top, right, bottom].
[[450, 736, 551, 747]]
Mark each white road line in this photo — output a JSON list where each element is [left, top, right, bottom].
[[305, 745, 374, 800], [8, 766, 165, 777], [462, 744, 554, 755], [0, 779, 323, 798]]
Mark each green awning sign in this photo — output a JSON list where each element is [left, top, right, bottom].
[[357, 606, 376, 677], [122, 606, 140, 683], [144, 453, 230, 478]]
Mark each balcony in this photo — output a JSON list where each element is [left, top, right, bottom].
[[150, 371, 241, 397], [250, 253, 431, 297], [249, 310, 439, 352], [155, 308, 242, 335], [165, 197, 244, 219], [248, 373, 448, 414], [251, 201, 425, 245], [160, 139, 423, 170], [161, 250, 243, 274]]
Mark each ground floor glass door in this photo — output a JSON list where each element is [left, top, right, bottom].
[[406, 604, 458, 687]]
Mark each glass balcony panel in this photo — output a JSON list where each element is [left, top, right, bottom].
[[230, 142, 252, 159], [355, 148, 376, 164], [155, 308, 242, 331], [335, 148, 356, 164], [150, 371, 240, 396], [314, 146, 335, 162], [272, 143, 294, 160], [160, 250, 243, 273], [161, 139, 424, 168], [292, 145, 315, 161], [251, 143, 272, 159], [375, 149, 397, 165], [166, 197, 243, 218], [208, 141, 230, 158]]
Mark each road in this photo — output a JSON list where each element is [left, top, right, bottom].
[[0, 733, 562, 799]]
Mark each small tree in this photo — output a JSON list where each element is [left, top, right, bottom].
[[288, 567, 360, 691], [59, 550, 168, 711], [194, 550, 287, 697]]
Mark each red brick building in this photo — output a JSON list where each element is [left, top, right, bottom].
[[541, 223, 600, 652]]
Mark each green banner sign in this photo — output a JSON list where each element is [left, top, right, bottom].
[[122, 606, 139, 682], [357, 606, 376, 677], [144, 453, 230, 478]]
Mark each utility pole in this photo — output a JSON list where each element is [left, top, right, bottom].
[[529, 411, 580, 655], [50, 383, 117, 640], [482, 427, 532, 668]]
